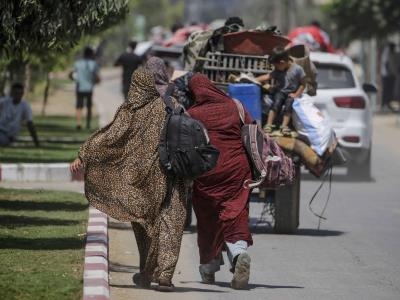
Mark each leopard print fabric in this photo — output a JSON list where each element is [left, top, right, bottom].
[[79, 67, 186, 282], [80, 67, 168, 223]]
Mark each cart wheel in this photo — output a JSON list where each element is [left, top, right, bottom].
[[274, 164, 301, 234]]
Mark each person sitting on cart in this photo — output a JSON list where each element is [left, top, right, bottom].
[[256, 46, 306, 136]]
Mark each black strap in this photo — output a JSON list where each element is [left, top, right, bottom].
[[160, 83, 177, 208], [162, 177, 175, 208], [162, 83, 176, 112]]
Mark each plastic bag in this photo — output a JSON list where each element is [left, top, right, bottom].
[[292, 96, 336, 156]]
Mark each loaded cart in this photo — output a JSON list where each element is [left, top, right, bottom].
[[152, 29, 343, 233]]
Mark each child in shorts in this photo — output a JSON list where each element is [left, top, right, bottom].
[[256, 47, 306, 136]]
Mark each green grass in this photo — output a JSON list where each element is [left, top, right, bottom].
[[0, 115, 98, 163], [0, 188, 88, 300], [0, 142, 80, 163], [20, 115, 98, 140]]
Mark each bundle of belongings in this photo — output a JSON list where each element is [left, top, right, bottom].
[[183, 17, 286, 71], [182, 21, 343, 179], [273, 96, 341, 177], [226, 45, 341, 178], [182, 17, 245, 71]]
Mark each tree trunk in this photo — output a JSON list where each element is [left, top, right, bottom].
[[41, 72, 51, 116], [0, 69, 7, 96], [8, 59, 27, 83]]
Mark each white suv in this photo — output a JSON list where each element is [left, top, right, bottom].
[[310, 52, 375, 178]]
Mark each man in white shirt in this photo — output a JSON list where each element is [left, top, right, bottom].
[[0, 83, 39, 147]]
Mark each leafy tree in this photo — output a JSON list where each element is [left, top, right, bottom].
[[325, 0, 400, 43], [0, 0, 128, 84], [129, 0, 184, 33]]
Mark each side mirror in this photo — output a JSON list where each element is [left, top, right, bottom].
[[362, 83, 377, 93]]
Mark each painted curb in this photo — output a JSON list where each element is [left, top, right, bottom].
[[0, 163, 83, 182], [83, 207, 110, 300]]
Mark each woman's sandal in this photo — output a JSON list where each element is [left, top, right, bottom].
[[281, 126, 292, 137], [263, 124, 274, 134], [156, 278, 175, 292]]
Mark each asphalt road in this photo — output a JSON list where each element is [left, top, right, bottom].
[[109, 114, 400, 300]]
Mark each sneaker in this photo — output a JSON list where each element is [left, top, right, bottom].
[[199, 266, 216, 284], [156, 278, 175, 292], [231, 252, 251, 290], [270, 129, 283, 137], [281, 126, 292, 137]]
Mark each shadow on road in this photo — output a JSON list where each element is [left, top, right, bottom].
[[109, 261, 138, 273], [212, 281, 304, 290], [301, 173, 376, 183], [180, 280, 303, 290], [110, 283, 227, 293], [293, 228, 345, 236], [249, 223, 345, 237]]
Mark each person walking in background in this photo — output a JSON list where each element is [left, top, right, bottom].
[[381, 42, 397, 112], [187, 74, 253, 290], [69, 46, 100, 130], [0, 83, 39, 147], [114, 41, 143, 100], [70, 67, 186, 292]]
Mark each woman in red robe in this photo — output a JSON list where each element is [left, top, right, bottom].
[[187, 74, 253, 289]]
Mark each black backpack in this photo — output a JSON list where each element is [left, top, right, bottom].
[[159, 85, 220, 180]]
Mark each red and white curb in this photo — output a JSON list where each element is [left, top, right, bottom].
[[83, 207, 109, 300], [0, 163, 83, 182]]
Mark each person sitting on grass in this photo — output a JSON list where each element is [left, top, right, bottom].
[[256, 47, 306, 136], [0, 82, 39, 147]]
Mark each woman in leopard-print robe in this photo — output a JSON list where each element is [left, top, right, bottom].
[[76, 67, 186, 290]]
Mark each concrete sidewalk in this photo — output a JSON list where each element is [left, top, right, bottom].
[[93, 68, 124, 127]]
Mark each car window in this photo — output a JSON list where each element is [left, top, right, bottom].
[[314, 63, 356, 89]]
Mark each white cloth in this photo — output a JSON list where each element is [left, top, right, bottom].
[[226, 240, 248, 267], [292, 96, 336, 156], [0, 96, 32, 138]]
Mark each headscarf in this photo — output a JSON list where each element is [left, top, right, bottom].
[[79, 67, 168, 223], [188, 73, 232, 107], [145, 56, 169, 96], [173, 71, 194, 109]]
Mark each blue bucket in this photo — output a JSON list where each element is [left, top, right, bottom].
[[228, 83, 262, 122]]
